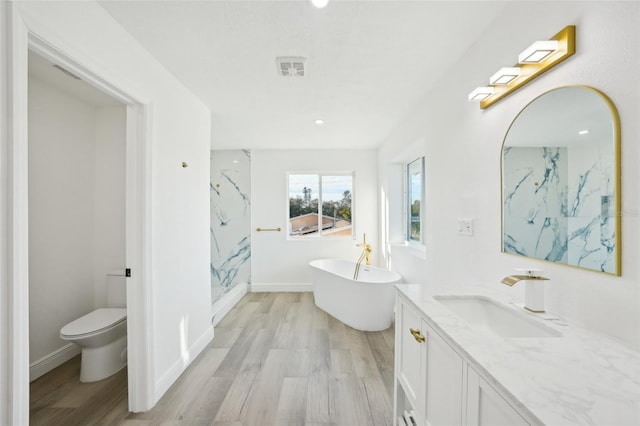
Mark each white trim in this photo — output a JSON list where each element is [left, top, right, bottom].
[[125, 103, 154, 412], [5, 5, 155, 421], [7, 7, 30, 425], [154, 326, 213, 402], [250, 283, 313, 292], [211, 283, 248, 327], [29, 344, 81, 382], [0, 1, 9, 421]]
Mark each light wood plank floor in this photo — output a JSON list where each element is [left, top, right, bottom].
[[30, 292, 395, 425]]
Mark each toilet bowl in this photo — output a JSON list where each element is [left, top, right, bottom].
[[60, 308, 127, 382]]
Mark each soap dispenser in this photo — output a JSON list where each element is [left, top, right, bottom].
[[501, 268, 549, 313]]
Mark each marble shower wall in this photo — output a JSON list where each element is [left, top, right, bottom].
[[503, 147, 569, 263], [210, 150, 251, 304], [566, 140, 616, 272], [503, 144, 615, 273]]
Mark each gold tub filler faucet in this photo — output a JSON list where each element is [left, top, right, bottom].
[[353, 233, 372, 280]]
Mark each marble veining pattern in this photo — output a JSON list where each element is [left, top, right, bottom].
[[396, 283, 640, 425], [210, 150, 251, 304], [503, 144, 616, 273]]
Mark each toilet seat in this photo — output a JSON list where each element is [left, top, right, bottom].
[[60, 308, 127, 339]]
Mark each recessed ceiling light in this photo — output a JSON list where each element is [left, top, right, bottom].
[[233, 160, 239, 163], [314, 119, 325, 125], [310, 0, 329, 8], [578, 129, 590, 135]]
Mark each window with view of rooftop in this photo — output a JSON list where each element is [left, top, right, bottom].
[[288, 173, 354, 238]]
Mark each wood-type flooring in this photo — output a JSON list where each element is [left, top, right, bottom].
[[29, 291, 395, 425]]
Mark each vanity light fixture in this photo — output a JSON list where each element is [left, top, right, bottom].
[[468, 86, 494, 101], [489, 67, 521, 85], [469, 25, 575, 109], [518, 40, 559, 64]]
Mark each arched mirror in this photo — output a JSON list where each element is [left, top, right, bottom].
[[501, 86, 621, 275]]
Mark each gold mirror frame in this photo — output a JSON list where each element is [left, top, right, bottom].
[[501, 86, 621, 276]]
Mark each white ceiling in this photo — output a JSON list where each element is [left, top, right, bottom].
[[99, 1, 508, 150]]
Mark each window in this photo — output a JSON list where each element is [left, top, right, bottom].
[[407, 157, 424, 243], [288, 173, 354, 238]]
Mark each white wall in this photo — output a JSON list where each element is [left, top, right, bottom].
[[0, 0, 7, 418], [28, 77, 99, 365], [378, 2, 639, 348], [252, 149, 378, 285], [93, 107, 126, 308], [2, 1, 212, 417]]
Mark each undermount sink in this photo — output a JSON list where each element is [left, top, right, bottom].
[[433, 295, 562, 338]]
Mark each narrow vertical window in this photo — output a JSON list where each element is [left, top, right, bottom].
[[288, 173, 354, 238], [407, 157, 424, 243]]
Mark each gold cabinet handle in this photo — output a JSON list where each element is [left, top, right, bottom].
[[409, 328, 426, 343]]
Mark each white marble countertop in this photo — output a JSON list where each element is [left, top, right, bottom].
[[395, 283, 640, 425]]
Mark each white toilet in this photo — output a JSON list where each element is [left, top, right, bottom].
[[60, 308, 127, 382]]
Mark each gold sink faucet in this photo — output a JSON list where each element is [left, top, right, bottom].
[[501, 268, 549, 313]]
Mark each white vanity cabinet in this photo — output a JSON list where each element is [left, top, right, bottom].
[[396, 295, 425, 415], [466, 365, 528, 426], [395, 293, 531, 426], [395, 294, 463, 426]]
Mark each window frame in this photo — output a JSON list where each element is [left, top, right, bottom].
[[286, 171, 355, 240], [406, 157, 425, 246]]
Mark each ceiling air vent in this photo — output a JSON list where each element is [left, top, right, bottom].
[[276, 57, 306, 77]]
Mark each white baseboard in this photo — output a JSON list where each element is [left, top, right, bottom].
[[30, 343, 81, 382], [250, 282, 313, 292], [154, 325, 213, 402], [211, 283, 248, 327]]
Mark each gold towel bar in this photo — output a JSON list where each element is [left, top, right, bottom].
[[256, 227, 281, 232]]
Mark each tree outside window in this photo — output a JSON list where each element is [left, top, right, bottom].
[[408, 158, 424, 243], [288, 173, 354, 238]]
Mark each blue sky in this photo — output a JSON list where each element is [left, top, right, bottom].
[[289, 174, 352, 202]]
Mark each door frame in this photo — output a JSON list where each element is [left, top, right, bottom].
[[5, 5, 154, 423]]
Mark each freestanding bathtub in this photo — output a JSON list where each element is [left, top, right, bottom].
[[309, 258, 402, 331]]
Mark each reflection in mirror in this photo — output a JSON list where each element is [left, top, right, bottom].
[[501, 86, 620, 275]]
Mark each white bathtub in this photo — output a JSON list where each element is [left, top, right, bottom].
[[309, 258, 402, 331]]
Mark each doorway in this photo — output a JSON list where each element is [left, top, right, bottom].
[[27, 46, 127, 381], [6, 23, 154, 423]]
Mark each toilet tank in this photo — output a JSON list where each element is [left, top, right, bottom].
[[106, 269, 127, 308]]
